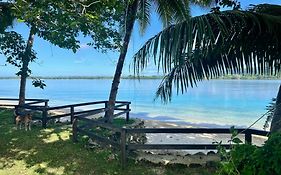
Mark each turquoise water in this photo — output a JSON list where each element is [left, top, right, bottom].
[[0, 79, 280, 128]]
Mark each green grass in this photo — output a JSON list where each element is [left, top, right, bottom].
[[0, 108, 216, 175]]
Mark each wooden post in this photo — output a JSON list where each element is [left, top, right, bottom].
[[13, 105, 18, 124], [120, 128, 127, 169], [42, 100, 49, 128], [126, 103, 130, 122], [44, 100, 49, 108], [105, 101, 108, 119], [42, 109, 47, 128], [245, 131, 252, 144], [70, 106, 74, 124], [72, 118, 78, 142]]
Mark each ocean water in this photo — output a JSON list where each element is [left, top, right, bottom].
[[0, 79, 280, 129]]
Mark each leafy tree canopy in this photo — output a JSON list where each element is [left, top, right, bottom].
[[0, 0, 124, 77]]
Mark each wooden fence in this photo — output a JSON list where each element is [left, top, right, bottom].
[[0, 98, 270, 169], [0, 98, 131, 128], [72, 116, 270, 169]]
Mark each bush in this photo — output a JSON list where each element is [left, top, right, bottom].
[[217, 133, 281, 175]]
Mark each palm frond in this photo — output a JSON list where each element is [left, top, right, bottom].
[[154, 0, 174, 27], [133, 4, 281, 102], [164, 0, 191, 22], [137, 0, 151, 35]]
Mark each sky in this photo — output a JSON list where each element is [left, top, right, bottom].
[[1, 0, 281, 77]]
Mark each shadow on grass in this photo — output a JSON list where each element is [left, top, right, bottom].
[[0, 108, 215, 175]]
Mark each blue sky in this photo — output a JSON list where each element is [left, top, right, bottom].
[[1, 0, 280, 77]]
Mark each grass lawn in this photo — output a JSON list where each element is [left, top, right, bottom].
[[0, 108, 216, 175]]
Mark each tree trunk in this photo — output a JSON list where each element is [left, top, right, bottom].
[[270, 85, 281, 133], [18, 26, 36, 106], [104, 0, 138, 123]]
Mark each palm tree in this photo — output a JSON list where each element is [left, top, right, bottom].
[[132, 4, 281, 132], [105, 0, 213, 123]]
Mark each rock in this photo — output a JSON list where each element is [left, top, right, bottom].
[[107, 153, 117, 161], [206, 161, 219, 168], [87, 138, 100, 149], [207, 151, 216, 155], [189, 163, 203, 168], [194, 152, 206, 156]]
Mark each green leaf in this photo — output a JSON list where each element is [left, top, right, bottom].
[[17, 19, 25, 23], [32, 78, 46, 89], [232, 137, 243, 144]]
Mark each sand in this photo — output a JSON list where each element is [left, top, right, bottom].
[[131, 119, 268, 166]]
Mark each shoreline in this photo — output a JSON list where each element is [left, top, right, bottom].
[[0, 76, 280, 80]]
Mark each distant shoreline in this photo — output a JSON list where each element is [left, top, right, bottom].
[[0, 75, 163, 80], [0, 75, 280, 80]]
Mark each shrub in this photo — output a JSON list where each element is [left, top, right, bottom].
[[217, 133, 281, 175]]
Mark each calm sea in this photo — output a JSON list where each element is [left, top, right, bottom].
[[0, 79, 280, 129]]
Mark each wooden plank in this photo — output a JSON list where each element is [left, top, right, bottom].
[[70, 106, 74, 124], [116, 101, 131, 105], [126, 104, 130, 122], [77, 127, 120, 147], [25, 101, 45, 105], [50, 108, 106, 120], [21, 105, 45, 111], [42, 109, 48, 128], [0, 98, 20, 101], [0, 98, 48, 102], [245, 131, 252, 144], [74, 108, 106, 117], [113, 110, 130, 118], [125, 128, 248, 134], [127, 144, 231, 150], [248, 129, 269, 136], [0, 104, 16, 107], [47, 101, 107, 110], [114, 104, 127, 108], [114, 108, 126, 111]]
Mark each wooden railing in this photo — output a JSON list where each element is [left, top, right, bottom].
[[72, 117, 270, 169], [0, 98, 131, 128], [0, 98, 49, 107]]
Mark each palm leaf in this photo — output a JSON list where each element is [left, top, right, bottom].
[[137, 0, 151, 34], [154, 0, 192, 27], [133, 4, 281, 102]]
